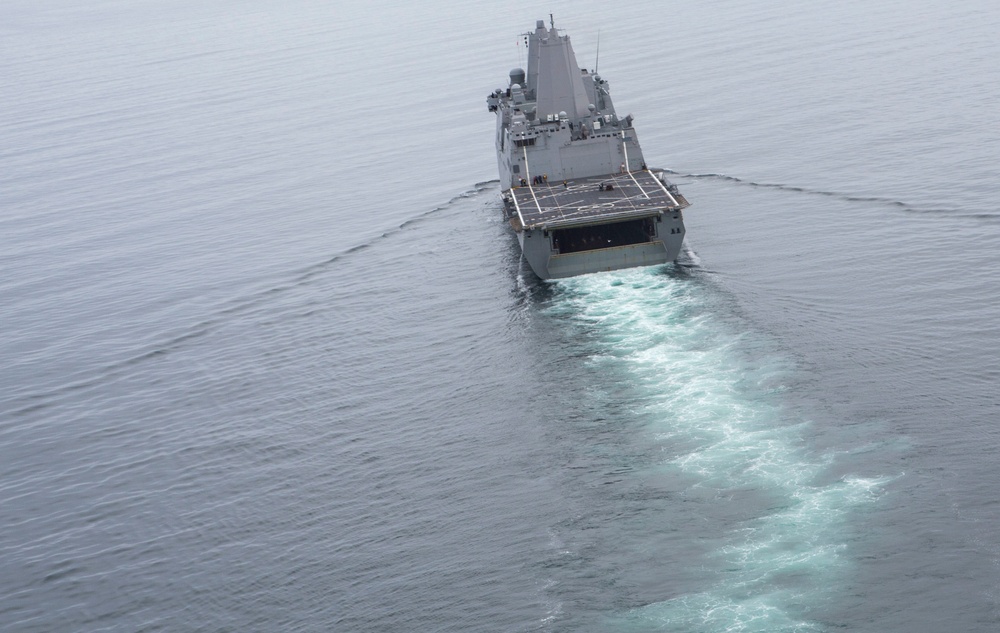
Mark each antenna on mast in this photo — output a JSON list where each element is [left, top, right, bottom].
[[595, 29, 600, 71], [550, 14, 554, 29]]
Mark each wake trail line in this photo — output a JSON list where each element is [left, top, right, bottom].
[[2, 181, 499, 419], [666, 170, 1000, 223]]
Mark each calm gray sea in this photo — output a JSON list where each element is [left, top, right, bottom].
[[3, 0, 1000, 631]]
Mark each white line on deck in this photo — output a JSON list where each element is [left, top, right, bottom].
[[620, 131, 650, 199], [510, 190, 526, 227], [649, 172, 679, 207], [522, 145, 544, 222]]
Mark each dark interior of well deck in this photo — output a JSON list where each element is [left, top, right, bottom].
[[551, 217, 657, 253]]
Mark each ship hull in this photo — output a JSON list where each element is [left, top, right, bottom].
[[487, 20, 691, 279], [513, 214, 685, 280]]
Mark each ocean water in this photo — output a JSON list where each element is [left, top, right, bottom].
[[3, 1, 1000, 631]]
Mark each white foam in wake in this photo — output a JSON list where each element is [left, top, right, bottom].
[[547, 268, 889, 632]]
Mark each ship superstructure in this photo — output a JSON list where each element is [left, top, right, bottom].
[[486, 18, 690, 279]]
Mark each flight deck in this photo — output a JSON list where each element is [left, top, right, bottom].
[[506, 170, 689, 230]]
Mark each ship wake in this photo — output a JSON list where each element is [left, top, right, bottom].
[[543, 268, 890, 632]]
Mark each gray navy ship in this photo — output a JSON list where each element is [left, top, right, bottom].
[[487, 18, 691, 279]]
